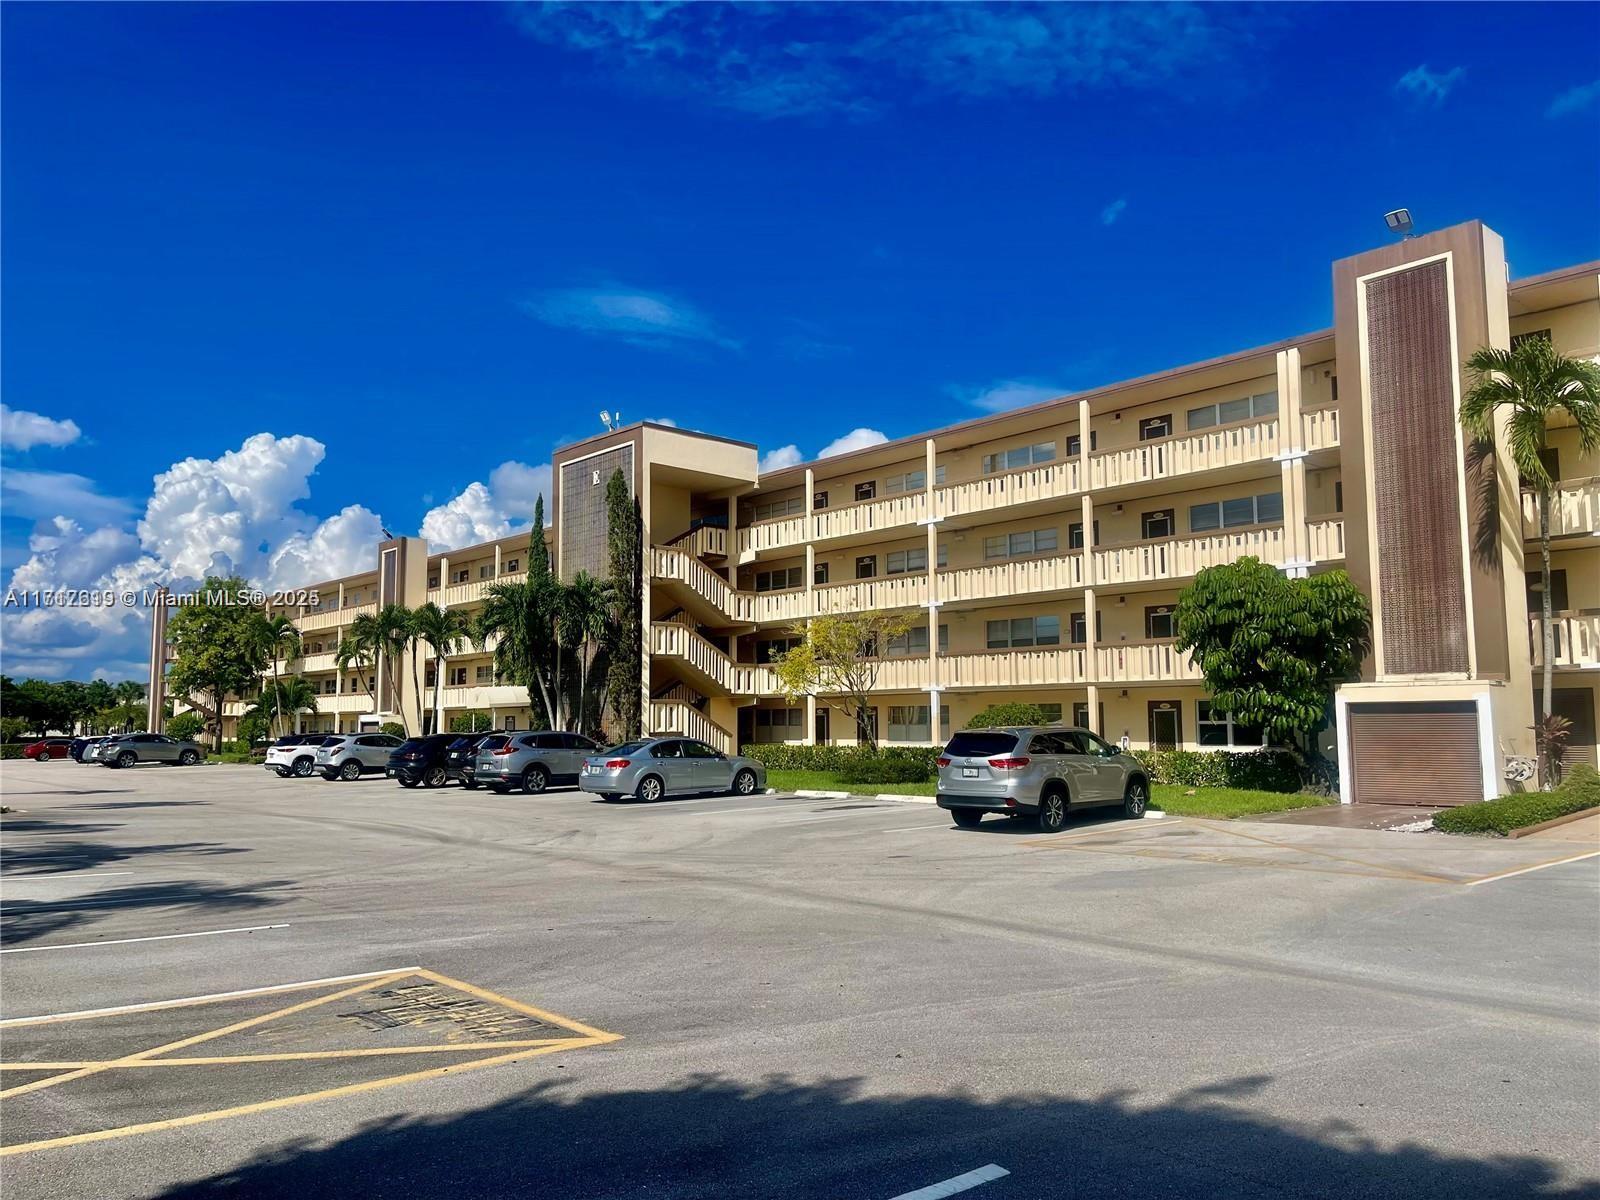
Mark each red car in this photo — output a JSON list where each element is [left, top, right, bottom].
[[21, 738, 73, 761]]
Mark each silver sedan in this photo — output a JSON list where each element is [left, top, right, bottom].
[[578, 737, 766, 802]]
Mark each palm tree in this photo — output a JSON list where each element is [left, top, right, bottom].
[[477, 577, 562, 729], [558, 573, 614, 737], [1461, 336, 1600, 781], [256, 613, 302, 740], [373, 603, 415, 735], [412, 602, 474, 734], [336, 613, 382, 716], [245, 675, 320, 735]]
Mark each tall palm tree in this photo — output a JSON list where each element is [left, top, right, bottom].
[[558, 572, 614, 738], [477, 577, 562, 729], [245, 675, 320, 735], [1461, 336, 1600, 781], [412, 602, 474, 735], [256, 613, 302, 740], [372, 603, 415, 735], [336, 613, 382, 716]]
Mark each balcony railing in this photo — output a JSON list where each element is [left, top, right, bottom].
[[296, 602, 375, 633], [935, 459, 1081, 521], [937, 553, 1083, 605], [1522, 478, 1600, 540], [440, 684, 529, 709], [941, 647, 1087, 689], [430, 571, 527, 609], [1302, 408, 1340, 451], [1093, 525, 1283, 587], [1530, 614, 1600, 668], [669, 524, 729, 559], [1095, 641, 1202, 683], [1308, 518, 1345, 561], [647, 700, 733, 754], [652, 548, 752, 623], [1084, 420, 1280, 491]]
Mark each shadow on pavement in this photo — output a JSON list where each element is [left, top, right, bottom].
[[0, 838, 245, 877], [152, 1072, 1598, 1199], [0, 878, 291, 946]]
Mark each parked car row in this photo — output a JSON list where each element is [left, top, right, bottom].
[[15, 733, 205, 767]]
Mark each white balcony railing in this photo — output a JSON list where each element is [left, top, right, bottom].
[[1085, 420, 1280, 492], [440, 684, 530, 709], [1094, 526, 1283, 587], [937, 553, 1084, 605], [296, 602, 375, 633], [1308, 518, 1346, 562], [940, 647, 1087, 690], [935, 459, 1081, 521], [1530, 615, 1600, 668], [1095, 641, 1202, 683], [1523, 478, 1600, 540], [647, 701, 733, 754], [1301, 408, 1340, 451]]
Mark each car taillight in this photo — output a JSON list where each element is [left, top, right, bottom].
[[936, 757, 951, 768], [988, 756, 1031, 769], [604, 759, 631, 769], [492, 745, 516, 755]]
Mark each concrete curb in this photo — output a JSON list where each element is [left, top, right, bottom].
[[1506, 806, 1600, 839], [790, 789, 936, 804]]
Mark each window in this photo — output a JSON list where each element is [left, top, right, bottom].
[[453, 569, 470, 584], [1330, 375, 1339, 402], [1197, 701, 1263, 747], [1187, 391, 1278, 430], [1065, 431, 1098, 457], [885, 626, 930, 657], [855, 555, 877, 579], [324, 679, 338, 694], [986, 615, 1061, 649], [887, 705, 931, 743], [479, 565, 493, 579], [753, 708, 804, 742], [1190, 491, 1282, 533], [754, 496, 804, 521], [1511, 328, 1551, 350], [505, 558, 519, 573], [1145, 606, 1175, 640], [1335, 481, 1343, 513], [1527, 569, 1569, 613], [475, 665, 494, 683], [428, 576, 439, 589], [1141, 509, 1175, 540], [884, 470, 925, 494], [1068, 611, 1103, 644], [1138, 415, 1172, 441], [1070, 701, 1103, 730], [814, 491, 829, 510], [755, 566, 804, 592], [940, 704, 952, 740], [854, 481, 877, 502], [504, 716, 517, 731], [983, 527, 1057, 560], [939, 623, 949, 652], [937, 543, 948, 568], [886, 547, 927, 575], [755, 636, 801, 663], [1068, 521, 1100, 550], [982, 441, 1057, 474], [449, 667, 467, 686], [813, 561, 830, 585]]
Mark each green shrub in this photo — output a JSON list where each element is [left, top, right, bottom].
[[215, 752, 254, 764], [739, 743, 943, 775], [1130, 748, 1305, 794], [167, 712, 206, 741], [448, 712, 490, 734], [381, 721, 408, 738], [220, 739, 250, 755], [966, 703, 1051, 730], [838, 751, 935, 784], [1433, 765, 1600, 836], [0, 744, 24, 760]]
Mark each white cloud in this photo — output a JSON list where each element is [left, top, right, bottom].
[[0, 404, 82, 451], [1548, 79, 1600, 118], [759, 444, 805, 473], [641, 416, 678, 427], [267, 505, 386, 590], [1395, 64, 1464, 106], [819, 428, 889, 458], [1101, 198, 1127, 226], [419, 461, 552, 551], [524, 286, 738, 352], [516, 4, 1249, 119], [1, 468, 132, 524], [951, 379, 1067, 414]]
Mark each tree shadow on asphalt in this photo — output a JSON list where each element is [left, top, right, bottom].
[[1, 838, 245, 876], [76, 801, 213, 810], [0, 878, 292, 945], [152, 1072, 1599, 1200]]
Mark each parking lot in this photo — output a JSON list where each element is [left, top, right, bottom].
[[2, 759, 1597, 1199]]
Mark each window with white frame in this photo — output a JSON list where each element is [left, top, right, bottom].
[[479, 564, 493, 579], [1138, 414, 1172, 441], [885, 626, 930, 657], [884, 470, 925, 494], [475, 665, 494, 683], [854, 481, 877, 502], [1189, 491, 1282, 533], [887, 705, 932, 742], [753, 708, 804, 742], [753, 495, 805, 521], [1197, 701, 1263, 747], [886, 547, 927, 575], [448, 667, 467, 686], [1187, 391, 1278, 431], [987, 615, 1060, 648], [755, 565, 804, 591], [983, 527, 1058, 560], [981, 441, 1057, 474], [1141, 509, 1175, 539], [855, 555, 877, 579], [504, 716, 517, 731], [1145, 606, 1176, 639], [453, 569, 470, 583]]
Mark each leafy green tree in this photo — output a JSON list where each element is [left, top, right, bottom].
[[559, 572, 613, 739], [237, 710, 271, 747], [102, 701, 145, 733], [166, 577, 271, 751], [84, 680, 116, 728], [10, 678, 71, 735], [968, 703, 1051, 730], [2, 716, 29, 743], [1461, 336, 1600, 780], [772, 610, 918, 752], [167, 711, 206, 741], [1175, 557, 1371, 748], [254, 613, 302, 739], [604, 470, 643, 740], [478, 498, 566, 727], [412, 601, 474, 734], [379, 721, 406, 738], [449, 710, 493, 733], [245, 675, 319, 734]]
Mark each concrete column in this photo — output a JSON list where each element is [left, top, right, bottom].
[[805, 543, 816, 601], [1080, 493, 1095, 586], [439, 558, 449, 605], [493, 545, 502, 577], [924, 437, 937, 493], [1085, 683, 1101, 736], [1078, 398, 1092, 481], [1275, 347, 1311, 578], [805, 693, 817, 746], [337, 581, 345, 609], [1083, 587, 1099, 704], [928, 687, 941, 746]]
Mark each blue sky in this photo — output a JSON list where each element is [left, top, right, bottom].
[[3, 2, 1598, 680]]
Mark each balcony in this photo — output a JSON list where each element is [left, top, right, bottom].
[[1093, 525, 1284, 588], [1302, 407, 1340, 451], [296, 602, 375, 633], [1308, 518, 1345, 562], [1095, 641, 1202, 684], [938, 553, 1084, 606], [1085, 420, 1281, 492], [1530, 615, 1600, 669], [935, 459, 1080, 522], [647, 700, 734, 753], [279, 651, 338, 674], [1523, 478, 1600, 540], [941, 647, 1087, 690], [428, 571, 527, 609], [440, 684, 529, 709]]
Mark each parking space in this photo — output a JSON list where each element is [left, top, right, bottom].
[[1, 760, 1597, 1199]]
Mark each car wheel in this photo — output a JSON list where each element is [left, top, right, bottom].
[[1123, 778, 1149, 819], [950, 808, 985, 829], [520, 765, 549, 795], [730, 769, 758, 796], [293, 756, 315, 778], [178, 749, 199, 766], [1037, 787, 1068, 832], [424, 766, 447, 789], [117, 750, 137, 769], [340, 759, 362, 781], [636, 774, 664, 802]]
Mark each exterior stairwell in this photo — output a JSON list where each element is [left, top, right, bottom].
[[647, 700, 735, 754]]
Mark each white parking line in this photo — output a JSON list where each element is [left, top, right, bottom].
[[1463, 849, 1600, 887], [0, 923, 291, 956], [888, 1163, 1010, 1199]]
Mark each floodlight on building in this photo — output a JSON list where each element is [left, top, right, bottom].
[[600, 410, 615, 431], [1384, 208, 1414, 238]]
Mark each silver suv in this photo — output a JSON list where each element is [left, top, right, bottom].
[[99, 733, 203, 768], [315, 733, 404, 781], [936, 726, 1149, 831], [475, 731, 601, 794]]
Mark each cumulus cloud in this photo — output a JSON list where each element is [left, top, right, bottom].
[[1395, 64, 1464, 106], [523, 286, 738, 352], [819, 428, 889, 458], [951, 379, 1067, 414], [759, 445, 805, 473], [267, 505, 387, 590], [420, 461, 552, 551], [1547, 79, 1600, 118], [1, 468, 132, 524], [1100, 198, 1127, 226], [515, 3, 1252, 119], [1, 404, 82, 451]]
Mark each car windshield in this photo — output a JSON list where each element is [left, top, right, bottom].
[[273, 736, 303, 746], [944, 732, 1020, 757], [476, 735, 509, 751], [605, 741, 652, 757], [318, 736, 343, 747], [396, 739, 426, 753]]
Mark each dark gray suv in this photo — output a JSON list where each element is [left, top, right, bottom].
[[936, 726, 1149, 831]]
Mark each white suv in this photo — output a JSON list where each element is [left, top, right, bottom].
[[264, 735, 322, 778]]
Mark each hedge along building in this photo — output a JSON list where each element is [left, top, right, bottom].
[[153, 219, 1599, 806]]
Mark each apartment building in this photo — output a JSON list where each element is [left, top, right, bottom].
[[153, 220, 1599, 806]]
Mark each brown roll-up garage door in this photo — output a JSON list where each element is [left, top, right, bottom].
[[1348, 702, 1483, 806]]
